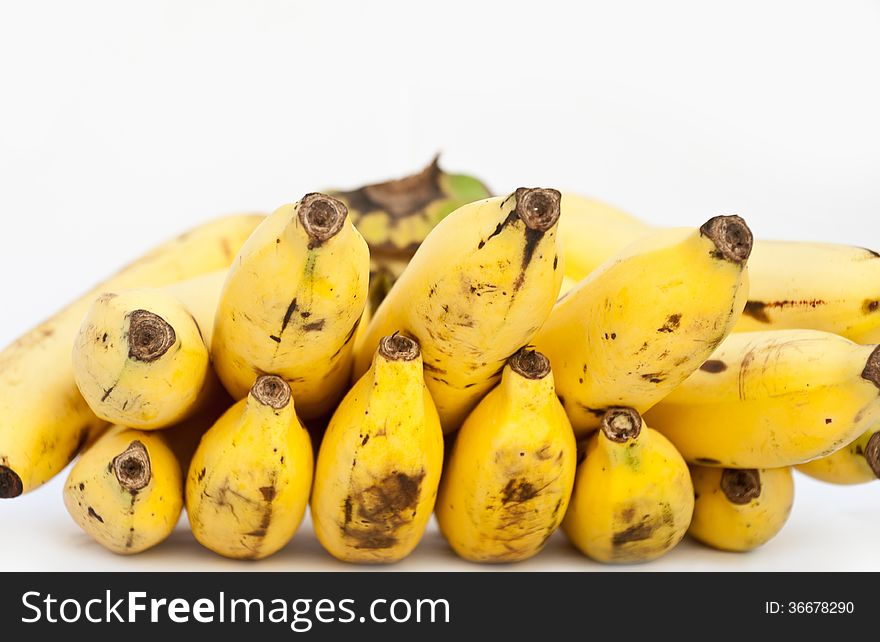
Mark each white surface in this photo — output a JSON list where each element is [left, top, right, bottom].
[[1, 0, 879, 571]]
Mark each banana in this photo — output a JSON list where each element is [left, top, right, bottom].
[[72, 271, 225, 430], [645, 330, 880, 467], [688, 466, 794, 552], [436, 348, 576, 563], [329, 155, 491, 309], [734, 241, 880, 343], [63, 427, 182, 554], [562, 407, 693, 563], [311, 334, 443, 563], [0, 214, 263, 498], [186, 375, 313, 560], [353, 188, 564, 433], [212, 194, 370, 419], [796, 427, 880, 484], [556, 198, 880, 343], [533, 216, 753, 438], [558, 193, 652, 283]]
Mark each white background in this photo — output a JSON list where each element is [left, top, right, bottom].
[[0, 0, 878, 571]]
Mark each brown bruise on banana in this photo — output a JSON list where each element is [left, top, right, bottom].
[[342, 470, 426, 550], [700, 359, 727, 374], [611, 502, 677, 561], [720, 468, 762, 505], [126, 310, 176, 363], [742, 299, 829, 324]]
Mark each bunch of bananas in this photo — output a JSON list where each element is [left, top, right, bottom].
[[1, 157, 878, 566]]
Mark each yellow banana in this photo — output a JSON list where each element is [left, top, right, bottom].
[[558, 193, 652, 283], [212, 194, 370, 419], [645, 330, 880, 467], [734, 241, 880, 343], [796, 427, 880, 484], [557, 197, 880, 343], [0, 213, 263, 498], [186, 375, 313, 560], [311, 335, 443, 563], [562, 407, 693, 563], [688, 466, 794, 552], [63, 427, 182, 554], [436, 348, 576, 563], [72, 271, 226, 430], [354, 188, 564, 433], [534, 216, 752, 438]]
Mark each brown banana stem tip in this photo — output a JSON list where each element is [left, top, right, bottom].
[[720, 468, 762, 504], [601, 407, 642, 443], [0, 466, 23, 498], [514, 188, 561, 232], [252, 374, 292, 409], [112, 441, 151, 492], [865, 433, 880, 480], [378, 333, 420, 362], [863, 345, 880, 390], [700, 215, 753, 264], [509, 347, 551, 380], [127, 310, 176, 362], [299, 193, 347, 242]]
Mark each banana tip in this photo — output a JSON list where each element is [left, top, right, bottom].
[[720, 468, 762, 504], [515, 188, 561, 232], [700, 215, 753, 264], [509, 348, 551, 380], [865, 433, 880, 480], [0, 465, 23, 498], [601, 407, 642, 443], [863, 345, 880, 390], [379, 333, 420, 362], [112, 441, 152, 492], [127, 309, 176, 363], [299, 193, 348, 243], [252, 374, 292, 409]]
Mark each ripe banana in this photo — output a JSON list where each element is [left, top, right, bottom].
[[311, 335, 443, 563], [533, 216, 753, 438], [72, 271, 226, 430], [353, 188, 564, 433], [0, 213, 263, 498], [734, 241, 880, 343], [212, 194, 370, 419], [63, 427, 183, 554], [645, 330, 880, 467], [688, 466, 794, 552], [558, 193, 651, 283], [186, 375, 313, 560], [556, 197, 880, 343], [796, 427, 880, 484], [329, 155, 491, 308], [436, 348, 576, 563], [562, 407, 693, 564]]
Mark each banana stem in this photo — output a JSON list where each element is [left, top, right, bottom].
[[378, 334, 420, 362], [112, 441, 151, 492], [862, 345, 880, 389], [0, 466, 23, 498], [251, 375, 292, 410], [127, 310, 176, 362], [865, 433, 880, 479], [720, 469, 762, 504], [299, 193, 347, 244], [699, 215, 754, 264], [514, 188, 561, 232], [601, 407, 642, 443], [508, 348, 550, 380]]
